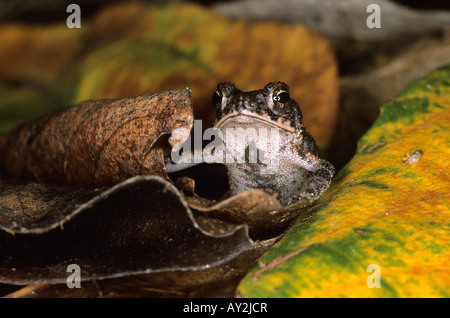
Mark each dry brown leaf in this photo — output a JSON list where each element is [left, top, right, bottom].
[[0, 176, 255, 285], [0, 89, 193, 186]]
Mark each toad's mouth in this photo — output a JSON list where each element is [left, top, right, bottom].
[[215, 110, 296, 132]]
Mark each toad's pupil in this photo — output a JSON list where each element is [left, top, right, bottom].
[[274, 92, 290, 103]]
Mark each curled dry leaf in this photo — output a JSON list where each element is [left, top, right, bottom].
[[0, 174, 278, 296], [0, 89, 193, 186], [0, 175, 259, 287]]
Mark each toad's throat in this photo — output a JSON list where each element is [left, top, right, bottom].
[[215, 110, 296, 132]]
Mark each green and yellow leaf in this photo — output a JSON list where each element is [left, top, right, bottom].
[[238, 65, 450, 298]]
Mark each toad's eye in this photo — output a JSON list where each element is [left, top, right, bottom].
[[212, 90, 222, 106], [273, 90, 290, 105]]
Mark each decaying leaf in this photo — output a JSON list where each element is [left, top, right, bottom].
[[0, 2, 338, 147], [237, 65, 450, 297], [0, 176, 255, 285], [0, 89, 193, 186], [4, 237, 275, 298]]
